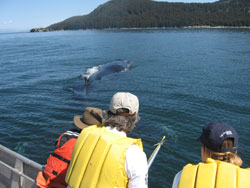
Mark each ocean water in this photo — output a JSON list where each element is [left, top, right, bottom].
[[0, 28, 250, 187]]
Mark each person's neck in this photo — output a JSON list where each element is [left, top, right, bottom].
[[106, 126, 127, 137]]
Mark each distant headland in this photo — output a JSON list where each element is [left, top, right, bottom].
[[30, 28, 51, 32], [30, 0, 250, 32]]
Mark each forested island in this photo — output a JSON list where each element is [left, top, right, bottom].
[[31, 0, 250, 32]]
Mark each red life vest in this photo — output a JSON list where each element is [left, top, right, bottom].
[[42, 130, 80, 187]]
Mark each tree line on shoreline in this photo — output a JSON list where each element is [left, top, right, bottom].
[[31, 0, 250, 32]]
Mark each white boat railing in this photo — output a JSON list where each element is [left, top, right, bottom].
[[0, 144, 43, 188]]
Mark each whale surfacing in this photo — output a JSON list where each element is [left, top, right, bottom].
[[82, 60, 131, 84]]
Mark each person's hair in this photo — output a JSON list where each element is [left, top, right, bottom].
[[203, 139, 242, 166], [103, 108, 140, 133]]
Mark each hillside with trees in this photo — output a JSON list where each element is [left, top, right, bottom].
[[31, 0, 250, 31]]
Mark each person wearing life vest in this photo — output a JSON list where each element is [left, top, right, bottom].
[[172, 122, 250, 188], [66, 92, 148, 188], [36, 107, 103, 188]]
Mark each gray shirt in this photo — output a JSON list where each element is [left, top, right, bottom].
[[172, 170, 182, 188]]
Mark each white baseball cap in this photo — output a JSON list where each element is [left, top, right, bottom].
[[109, 92, 139, 115]]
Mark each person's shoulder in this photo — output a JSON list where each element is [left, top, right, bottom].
[[127, 144, 144, 152], [126, 145, 147, 160]]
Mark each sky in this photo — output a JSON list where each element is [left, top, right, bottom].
[[0, 0, 217, 31]]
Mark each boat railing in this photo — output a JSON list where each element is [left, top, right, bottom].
[[0, 144, 43, 188]]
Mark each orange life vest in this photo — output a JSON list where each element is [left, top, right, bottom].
[[36, 130, 80, 188]]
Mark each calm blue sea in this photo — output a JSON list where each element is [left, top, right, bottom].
[[0, 28, 250, 187]]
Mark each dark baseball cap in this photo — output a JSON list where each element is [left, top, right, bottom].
[[197, 122, 238, 153]]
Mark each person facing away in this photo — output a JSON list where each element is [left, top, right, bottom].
[[172, 122, 250, 188], [65, 92, 148, 188], [36, 107, 103, 188]]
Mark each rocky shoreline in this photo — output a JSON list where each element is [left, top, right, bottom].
[[30, 28, 54, 32], [30, 26, 250, 32]]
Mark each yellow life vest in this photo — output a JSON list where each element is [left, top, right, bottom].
[[178, 158, 250, 188], [65, 125, 143, 188]]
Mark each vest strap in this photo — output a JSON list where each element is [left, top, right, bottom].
[[51, 152, 70, 164]]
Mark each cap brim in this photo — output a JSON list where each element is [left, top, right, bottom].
[[74, 116, 89, 130]]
